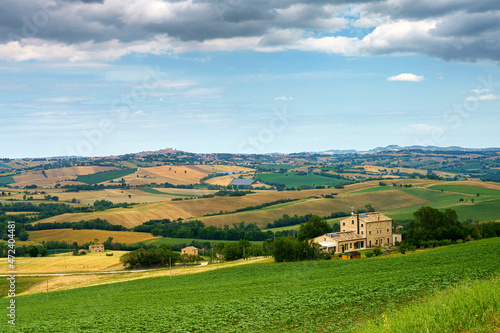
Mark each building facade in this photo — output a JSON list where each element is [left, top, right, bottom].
[[314, 212, 400, 253], [89, 244, 104, 252], [181, 246, 199, 256]]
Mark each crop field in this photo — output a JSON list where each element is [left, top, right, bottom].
[[12, 166, 119, 187], [427, 184, 500, 196], [1, 238, 498, 332], [76, 168, 138, 185], [256, 173, 348, 188], [140, 188, 199, 197], [0, 175, 14, 185], [52, 188, 174, 205], [28, 229, 160, 245], [204, 174, 238, 186], [34, 186, 361, 227], [142, 237, 258, 247], [0, 251, 128, 274]]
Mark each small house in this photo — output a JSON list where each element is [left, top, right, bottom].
[[341, 251, 361, 260], [89, 244, 105, 252], [78, 249, 87, 254], [181, 246, 198, 256]]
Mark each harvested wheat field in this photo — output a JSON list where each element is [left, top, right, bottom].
[[0, 251, 128, 274], [28, 229, 160, 245], [13, 166, 118, 187]]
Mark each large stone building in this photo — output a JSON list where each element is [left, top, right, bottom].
[[89, 244, 104, 252], [181, 246, 199, 256], [313, 212, 399, 253]]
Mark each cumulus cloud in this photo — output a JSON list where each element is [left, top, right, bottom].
[[466, 94, 500, 102], [0, 0, 498, 62], [387, 73, 425, 82]]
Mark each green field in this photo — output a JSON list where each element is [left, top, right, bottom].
[[428, 184, 500, 196], [256, 173, 347, 188], [76, 168, 137, 185], [0, 175, 14, 185], [140, 188, 199, 197], [2, 238, 498, 332]]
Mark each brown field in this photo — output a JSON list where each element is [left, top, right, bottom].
[[0, 251, 128, 274], [150, 188, 218, 196], [33, 180, 412, 228], [12, 166, 118, 187], [199, 189, 430, 228], [53, 188, 176, 205], [28, 229, 160, 245], [145, 165, 209, 183], [18, 257, 271, 296], [194, 165, 255, 173]]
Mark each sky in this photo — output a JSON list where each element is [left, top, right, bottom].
[[1, 0, 499, 158]]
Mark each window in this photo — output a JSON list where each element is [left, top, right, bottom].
[[387, 237, 390, 244], [361, 231, 364, 235], [375, 239, 378, 245], [352, 220, 354, 224], [376, 229, 378, 234], [343, 229, 345, 232], [361, 223, 364, 227], [350, 243, 352, 249], [387, 228, 389, 232], [342, 222, 345, 226], [369, 231, 371, 235], [369, 240, 372, 247], [380, 238, 383, 245]]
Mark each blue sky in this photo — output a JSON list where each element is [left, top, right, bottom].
[[0, 0, 499, 158]]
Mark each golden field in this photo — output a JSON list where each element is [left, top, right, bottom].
[[28, 229, 160, 245]]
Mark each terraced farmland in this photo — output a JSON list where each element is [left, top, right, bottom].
[[2, 238, 498, 332]]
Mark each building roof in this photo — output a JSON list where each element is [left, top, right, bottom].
[[341, 212, 392, 224], [182, 246, 198, 250], [319, 241, 337, 247], [331, 231, 365, 242], [89, 244, 104, 247]]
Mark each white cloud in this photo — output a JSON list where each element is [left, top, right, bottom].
[[274, 96, 294, 101], [387, 73, 425, 82], [466, 94, 500, 102], [401, 123, 446, 134], [464, 88, 489, 94], [36, 95, 93, 103]]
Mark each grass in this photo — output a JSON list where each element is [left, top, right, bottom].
[[0, 277, 46, 298], [140, 188, 199, 197], [0, 175, 14, 185], [0, 238, 498, 332], [428, 184, 500, 196], [76, 168, 137, 185], [256, 173, 348, 188], [357, 277, 500, 333]]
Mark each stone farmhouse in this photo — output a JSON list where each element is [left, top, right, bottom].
[[89, 244, 105, 252], [313, 212, 400, 253], [181, 246, 199, 256]]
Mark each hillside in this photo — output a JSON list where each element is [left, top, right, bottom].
[[2, 238, 498, 332]]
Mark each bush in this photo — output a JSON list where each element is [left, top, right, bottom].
[[79, 251, 87, 255], [373, 248, 383, 256], [365, 251, 375, 258]]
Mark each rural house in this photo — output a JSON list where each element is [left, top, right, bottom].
[[89, 244, 105, 252], [181, 246, 199, 256], [313, 212, 401, 253]]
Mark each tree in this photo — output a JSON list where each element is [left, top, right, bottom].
[[28, 246, 39, 257], [298, 215, 332, 241], [18, 232, 29, 241], [40, 248, 48, 257]]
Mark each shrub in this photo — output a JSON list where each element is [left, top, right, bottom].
[[373, 248, 383, 256], [365, 251, 375, 258]]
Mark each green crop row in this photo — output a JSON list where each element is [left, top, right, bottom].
[[1, 238, 499, 332]]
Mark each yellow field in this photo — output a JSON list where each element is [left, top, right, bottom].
[[54, 188, 176, 205], [199, 188, 430, 228], [205, 174, 237, 186], [28, 229, 160, 245], [18, 257, 271, 296], [145, 165, 209, 183], [193, 165, 255, 173], [12, 166, 118, 187], [0, 251, 128, 274]]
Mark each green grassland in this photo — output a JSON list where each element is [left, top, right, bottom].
[[0, 175, 14, 185], [76, 168, 137, 185], [0, 277, 46, 299], [140, 188, 199, 197], [256, 173, 347, 188], [428, 184, 500, 196], [1, 238, 498, 332], [358, 276, 500, 333]]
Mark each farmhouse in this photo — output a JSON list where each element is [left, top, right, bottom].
[[313, 212, 401, 253], [89, 244, 105, 252], [181, 246, 198, 256]]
